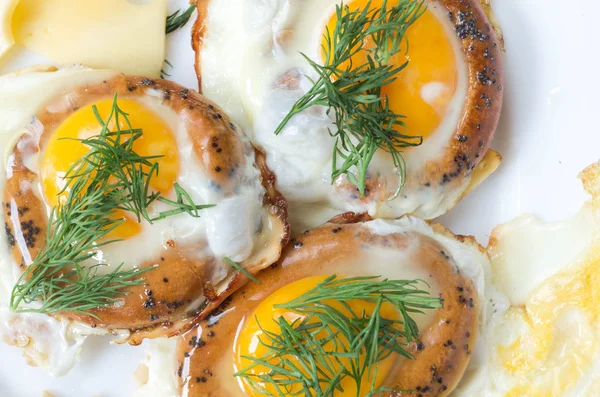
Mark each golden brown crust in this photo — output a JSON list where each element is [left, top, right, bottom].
[[579, 161, 600, 201], [254, 146, 290, 230], [192, 0, 211, 92], [176, 219, 478, 396], [457, 148, 502, 201], [480, 0, 505, 51], [327, 210, 373, 224], [432, 0, 504, 186], [3, 74, 289, 343]]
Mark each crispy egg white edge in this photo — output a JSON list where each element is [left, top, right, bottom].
[[200, 0, 469, 229], [0, 65, 268, 375], [452, 168, 600, 395], [136, 216, 503, 396]]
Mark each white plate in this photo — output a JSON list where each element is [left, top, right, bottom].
[[1, 0, 599, 396]]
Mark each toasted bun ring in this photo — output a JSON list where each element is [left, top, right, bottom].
[[4, 74, 289, 344], [176, 217, 479, 396], [428, 0, 504, 190]]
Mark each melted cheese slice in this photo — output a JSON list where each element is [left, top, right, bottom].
[[11, 0, 167, 77], [0, 0, 18, 59]]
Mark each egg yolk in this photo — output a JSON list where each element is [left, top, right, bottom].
[[235, 276, 400, 396], [324, 0, 458, 140], [41, 99, 179, 239]]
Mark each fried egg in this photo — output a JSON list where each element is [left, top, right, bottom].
[[194, 0, 503, 230], [135, 215, 497, 396], [452, 162, 600, 395], [0, 66, 289, 373]]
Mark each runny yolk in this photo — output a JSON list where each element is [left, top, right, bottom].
[[40, 98, 179, 239], [234, 276, 400, 396], [324, 0, 458, 140]]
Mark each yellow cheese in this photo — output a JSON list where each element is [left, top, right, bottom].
[[12, 0, 167, 77], [0, 0, 18, 59]]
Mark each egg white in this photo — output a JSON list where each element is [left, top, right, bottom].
[[133, 338, 179, 397], [200, 0, 468, 230], [0, 66, 268, 374]]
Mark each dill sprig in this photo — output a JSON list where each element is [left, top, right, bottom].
[[10, 94, 213, 316], [235, 275, 442, 396], [274, 0, 426, 197], [225, 257, 261, 284], [166, 4, 196, 34], [161, 59, 173, 79]]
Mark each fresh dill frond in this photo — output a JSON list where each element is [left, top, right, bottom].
[[161, 59, 173, 79], [274, 0, 426, 197], [10, 94, 213, 316], [234, 275, 442, 396], [224, 257, 261, 284], [166, 4, 196, 34]]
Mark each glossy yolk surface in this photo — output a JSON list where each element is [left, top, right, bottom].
[[324, 0, 458, 140], [41, 99, 179, 239], [234, 275, 400, 396]]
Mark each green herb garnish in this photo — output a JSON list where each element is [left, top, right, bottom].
[[10, 94, 213, 316], [274, 0, 426, 197], [225, 257, 261, 284], [166, 4, 196, 34], [161, 58, 173, 79], [235, 275, 442, 396]]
